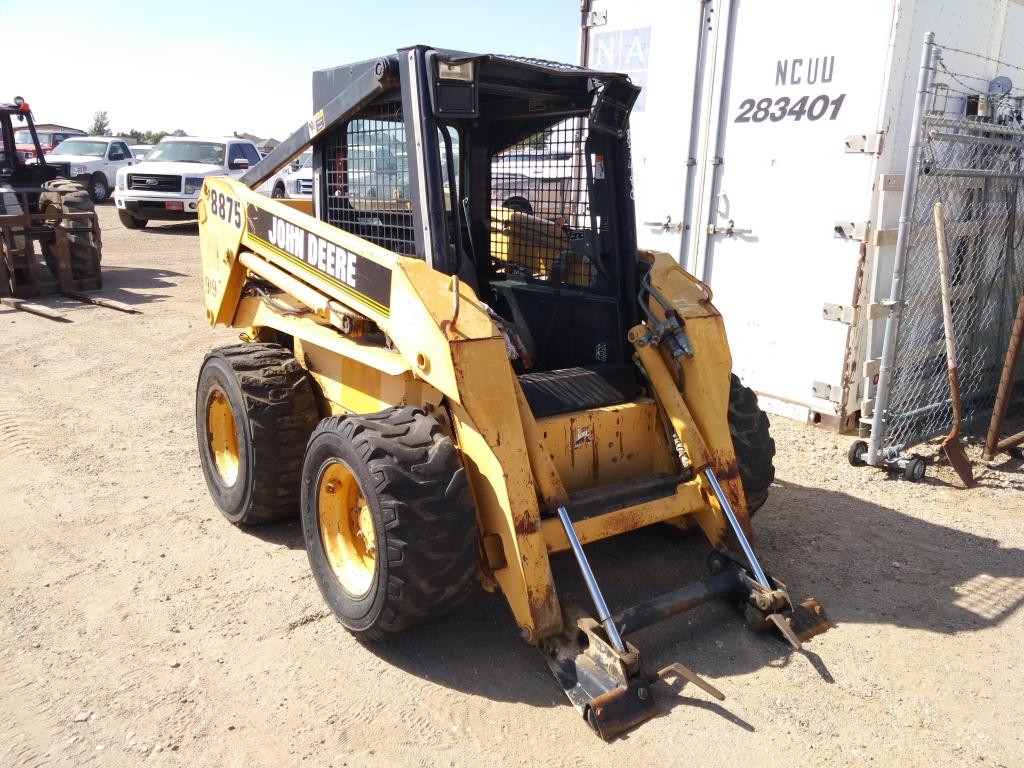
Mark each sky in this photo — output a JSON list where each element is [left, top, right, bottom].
[[4, 0, 581, 140]]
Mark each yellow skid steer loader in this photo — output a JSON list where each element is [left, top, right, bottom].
[[196, 47, 828, 738]]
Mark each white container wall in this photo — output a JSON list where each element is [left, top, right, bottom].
[[583, 0, 1024, 431]]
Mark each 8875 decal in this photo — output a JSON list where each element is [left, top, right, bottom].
[[734, 93, 846, 123], [207, 188, 242, 229]]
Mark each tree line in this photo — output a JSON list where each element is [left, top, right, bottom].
[[88, 110, 187, 144]]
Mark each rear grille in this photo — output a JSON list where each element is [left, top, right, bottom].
[[127, 174, 181, 192], [49, 162, 71, 177], [297, 178, 313, 196]]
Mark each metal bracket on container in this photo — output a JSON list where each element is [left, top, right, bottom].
[[822, 303, 857, 324], [834, 220, 870, 241], [845, 133, 884, 154], [811, 381, 843, 403], [585, 9, 607, 27], [823, 302, 888, 324], [873, 228, 899, 247], [879, 173, 904, 192], [707, 219, 751, 237]]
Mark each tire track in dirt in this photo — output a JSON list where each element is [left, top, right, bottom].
[[0, 410, 41, 465], [0, 655, 87, 768]]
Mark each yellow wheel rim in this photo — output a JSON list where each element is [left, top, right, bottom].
[[206, 389, 240, 486], [317, 462, 376, 597]]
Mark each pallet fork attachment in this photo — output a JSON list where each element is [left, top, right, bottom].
[[519, 313, 830, 739]]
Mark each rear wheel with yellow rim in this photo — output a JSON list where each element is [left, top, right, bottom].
[[196, 343, 319, 525], [300, 408, 478, 641]]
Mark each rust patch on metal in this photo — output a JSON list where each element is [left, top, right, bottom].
[[587, 680, 658, 740], [711, 454, 740, 481], [835, 240, 869, 431], [514, 514, 541, 536], [789, 598, 831, 643]]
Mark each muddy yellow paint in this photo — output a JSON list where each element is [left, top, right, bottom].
[[535, 398, 675, 493]]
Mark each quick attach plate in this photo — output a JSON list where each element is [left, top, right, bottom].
[[539, 600, 656, 740]]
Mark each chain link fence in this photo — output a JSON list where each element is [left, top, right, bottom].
[[869, 36, 1024, 464], [884, 118, 1024, 452]]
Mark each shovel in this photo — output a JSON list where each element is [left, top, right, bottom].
[[933, 202, 975, 487]]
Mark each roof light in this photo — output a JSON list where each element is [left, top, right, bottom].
[[437, 60, 474, 82]]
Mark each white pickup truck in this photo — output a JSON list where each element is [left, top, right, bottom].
[[113, 136, 260, 229], [43, 136, 134, 202], [259, 149, 313, 199]]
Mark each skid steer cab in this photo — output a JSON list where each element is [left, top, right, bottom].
[[195, 46, 829, 739]]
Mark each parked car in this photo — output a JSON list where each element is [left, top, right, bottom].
[[258, 149, 312, 199], [44, 136, 134, 202], [330, 143, 409, 202], [113, 136, 260, 228], [129, 144, 153, 164], [14, 127, 85, 160], [490, 151, 573, 218]]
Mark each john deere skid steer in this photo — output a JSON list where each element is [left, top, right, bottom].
[[195, 47, 829, 738]]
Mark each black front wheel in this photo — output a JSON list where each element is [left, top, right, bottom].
[[727, 374, 776, 516], [88, 173, 109, 203], [301, 408, 478, 642], [118, 210, 147, 229]]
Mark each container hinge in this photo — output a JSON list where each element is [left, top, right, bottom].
[[862, 358, 881, 378], [811, 381, 843, 403], [822, 303, 857, 324], [584, 9, 607, 27], [845, 132, 884, 154], [834, 220, 870, 241]]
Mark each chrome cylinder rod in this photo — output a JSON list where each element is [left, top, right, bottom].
[[702, 469, 771, 590], [555, 506, 626, 654]]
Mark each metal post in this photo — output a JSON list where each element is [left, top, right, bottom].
[[983, 292, 1024, 460], [867, 32, 937, 466], [679, 0, 712, 268], [555, 506, 626, 654], [702, 469, 770, 589]]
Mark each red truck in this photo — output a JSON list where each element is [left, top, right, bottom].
[[14, 125, 85, 160]]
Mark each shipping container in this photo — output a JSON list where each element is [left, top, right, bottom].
[[581, 0, 1024, 433]]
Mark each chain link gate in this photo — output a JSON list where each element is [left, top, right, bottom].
[[867, 34, 1024, 475]]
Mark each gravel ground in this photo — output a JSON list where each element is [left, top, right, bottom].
[[2, 204, 1023, 768]]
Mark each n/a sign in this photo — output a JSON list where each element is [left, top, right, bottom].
[[590, 27, 651, 111]]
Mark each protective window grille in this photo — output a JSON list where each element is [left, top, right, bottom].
[[882, 116, 1024, 453], [324, 102, 414, 257], [490, 119, 601, 288]]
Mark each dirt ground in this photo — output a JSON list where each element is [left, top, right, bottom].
[[2, 204, 1023, 768]]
